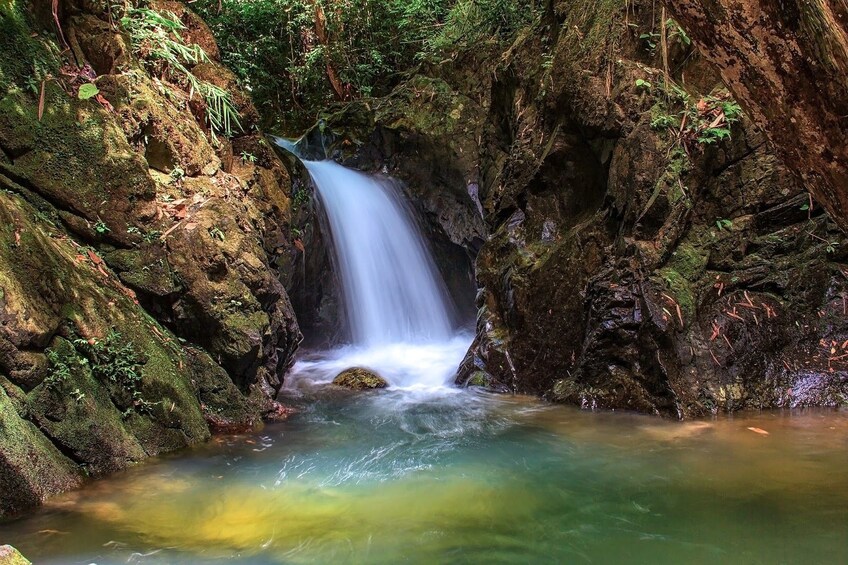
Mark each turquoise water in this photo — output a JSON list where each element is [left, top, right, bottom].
[[2, 387, 847, 564]]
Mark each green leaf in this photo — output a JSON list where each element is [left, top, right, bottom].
[[78, 83, 100, 100]]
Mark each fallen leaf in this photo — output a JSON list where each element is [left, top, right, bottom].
[[86, 249, 103, 264], [38, 80, 46, 121], [294, 239, 305, 252], [95, 93, 114, 112], [747, 427, 769, 436]]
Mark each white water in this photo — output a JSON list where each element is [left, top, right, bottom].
[[288, 159, 470, 392]]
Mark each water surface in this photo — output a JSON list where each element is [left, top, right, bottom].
[[2, 379, 846, 564]]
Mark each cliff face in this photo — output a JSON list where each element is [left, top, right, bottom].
[[665, 0, 848, 233], [0, 0, 301, 516], [314, 0, 848, 416]]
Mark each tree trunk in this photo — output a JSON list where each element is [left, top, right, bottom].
[[664, 0, 848, 230]]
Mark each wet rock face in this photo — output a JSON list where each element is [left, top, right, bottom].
[[449, 0, 848, 416], [0, 1, 300, 515], [311, 0, 848, 416], [332, 368, 388, 390]]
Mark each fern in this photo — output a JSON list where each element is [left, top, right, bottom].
[[121, 7, 242, 139]]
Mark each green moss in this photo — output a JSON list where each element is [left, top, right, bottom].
[[667, 242, 708, 280], [0, 385, 83, 517], [376, 76, 471, 136], [0, 2, 60, 95], [467, 371, 488, 387], [657, 267, 696, 318]]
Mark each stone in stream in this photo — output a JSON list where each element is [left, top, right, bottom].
[[332, 368, 388, 390], [0, 546, 31, 565]]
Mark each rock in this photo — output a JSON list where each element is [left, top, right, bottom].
[[0, 0, 302, 516], [0, 546, 31, 565], [332, 368, 388, 390]]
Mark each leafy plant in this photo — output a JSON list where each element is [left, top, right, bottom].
[[44, 348, 73, 390], [665, 18, 691, 46], [639, 31, 661, 52], [120, 7, 242, 138], [72, 330, 154, 413], [208, 226, 226, 241], [240, 150, 257, 164], [142, 229, 162, 243], [170, 166, 186, 183], [78, 83, 100, 100], [650, 83, 744, 152], [715, 218, 733, 231], [635, 79, 652, 91], [94, 220, 111, 234]]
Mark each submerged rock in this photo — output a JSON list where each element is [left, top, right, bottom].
[[332, 368, 388, 390], [0, 546, 30, 565]]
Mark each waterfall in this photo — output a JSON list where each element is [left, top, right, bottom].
[[301, 160, 453, 346], [274, 139, 472, 392]]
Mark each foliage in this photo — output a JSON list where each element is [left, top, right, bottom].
[[635, 79, 652, 91], [715, 218, 733, 231], [195, 0, 539, 128], [665, 18, 691, 46], [71, 330, 155, 413], [208, 226, 226, 241], [120, 6, 242, 138], [44, 348, 74, 390], [94, 220, 111, 234], [77, 83, 100, 100], [73, 330, 142, 389], [650, 83, 743, 152]]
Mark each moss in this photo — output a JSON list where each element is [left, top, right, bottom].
[[0, 386, 84, 517], [105, 248, 180, 296], [376, 76, 473, 137], [0, 86, 155, 235], [0, 2, 59, 95], [667, 242, 708, 280], [657, 267, 696, 319], [26, 337, 149, 475], [467, 371, 488, 387], [332, 367, 388, 390]]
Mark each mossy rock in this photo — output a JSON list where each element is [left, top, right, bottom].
[[0, 545, 31, 565], [466, 371, 489, 387], [332, 368, 388, 390], [0, 386, 84, 518]]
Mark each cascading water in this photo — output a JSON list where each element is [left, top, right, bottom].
[[278, 147, 472, 392], [302, 160, 452, 346]]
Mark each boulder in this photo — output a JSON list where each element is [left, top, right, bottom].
[[0, 546, 30, 565], [332, 368, 388, 390]]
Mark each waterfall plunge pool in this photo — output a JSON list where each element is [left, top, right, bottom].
[[4, 156, 845, 563], [1, 381, 847, 564]]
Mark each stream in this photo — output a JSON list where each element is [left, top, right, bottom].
[[1, 384, 846, 564]]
